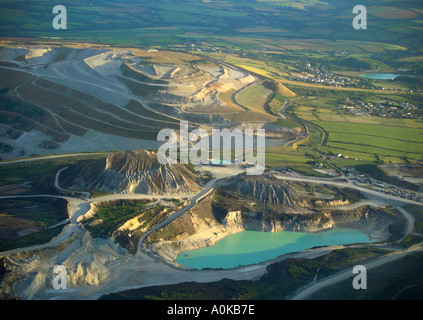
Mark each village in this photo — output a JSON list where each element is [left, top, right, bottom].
[[339, 98, 421, 119], [290, 63, 359, 88]]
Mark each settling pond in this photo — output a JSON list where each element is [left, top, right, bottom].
[[362, 73, 400, 80], [175, 228, 373, 269]]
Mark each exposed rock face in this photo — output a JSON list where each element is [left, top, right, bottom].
[[60, 150, 201, 195], [314, 199, 350, 207], [149, 174, 403, 263], [221, 207, 399, 236], [1, 231, 127, 299], [152, 197, 401, 263]]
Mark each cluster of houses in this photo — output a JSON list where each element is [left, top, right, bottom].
[[290, 63, 358, 88], [339, 98, 421, 119]]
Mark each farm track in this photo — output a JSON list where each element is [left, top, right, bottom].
[[276, 99, 328, 149]]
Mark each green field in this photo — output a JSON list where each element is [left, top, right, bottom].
[[236, 82, 273, 113], [2, 0, 422, 71], [316, 121, 423, 163], [265, 147, 330, 177], [0, 153, 110, 194], [82, 199, 154, 238], [273, 118, 301, 129], [216, 89, 244, 112], [0, 197, 69, 252]]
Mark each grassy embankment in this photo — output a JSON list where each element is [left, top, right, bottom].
[[0, 153, 111, 252], [82, 199, 184, 254], [400, 205, 423, 248], [0, 152, 110, 194], [0, 197, 69, 252]]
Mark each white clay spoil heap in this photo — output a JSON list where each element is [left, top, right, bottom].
[[60, 149, 201, 195]]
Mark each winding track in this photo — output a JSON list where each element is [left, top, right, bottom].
[[138, 178, 218, 258], [1, 163, 420, 259]]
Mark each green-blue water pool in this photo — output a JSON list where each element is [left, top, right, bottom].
[[362, 73, 399, 80], [175, 228, 372, 269]]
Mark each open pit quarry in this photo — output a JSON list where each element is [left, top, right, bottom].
[[0, 44, 298, 160], [0, 150, 411, 300], [0, 44, 419, 301]]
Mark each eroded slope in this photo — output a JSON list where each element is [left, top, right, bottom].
[[59, 150, 201, 195]]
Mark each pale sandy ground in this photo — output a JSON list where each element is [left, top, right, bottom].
[[195, 163, 245, 179], [80, 245, 337, 300]]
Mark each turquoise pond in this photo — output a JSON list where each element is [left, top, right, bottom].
[[175, 228, 372, 269], [362, 73, 400, 80]]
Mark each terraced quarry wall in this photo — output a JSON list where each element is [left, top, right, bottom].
[[0, 45, 299, 160]]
